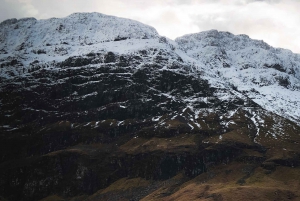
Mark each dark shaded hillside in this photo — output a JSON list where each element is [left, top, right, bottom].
[[1, 49, 300, 201]]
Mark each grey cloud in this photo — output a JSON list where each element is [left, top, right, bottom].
[[158, 10, 181, 24], [188, 0, 300, 53], [0, 0, 25, 22], [246, 0, 281, 4], [171, 0, 220, 5]]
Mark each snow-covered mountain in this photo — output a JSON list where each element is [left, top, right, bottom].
[[176, 30, 300, 122], [1, 12, 300, 201], [1, 13, 300, 124], [0, 12, 159, 66]]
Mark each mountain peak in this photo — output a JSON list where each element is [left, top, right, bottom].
[[66, 12, 114, 19], [175, 29, 268, 49], [0, 12, 159, 55]]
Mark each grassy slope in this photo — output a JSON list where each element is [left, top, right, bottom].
[[142, 163, 300, 201], [5, 109, 300, 201]]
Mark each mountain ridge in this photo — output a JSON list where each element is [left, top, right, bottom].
[[1, 12, 300, 124]]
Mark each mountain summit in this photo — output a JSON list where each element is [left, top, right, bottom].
[[0, 13, 300, 201], [0, 12, 158, 52], [176, 30, 300, 122]]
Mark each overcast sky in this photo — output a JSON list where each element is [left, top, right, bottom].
[[1, 0, 300, 53]]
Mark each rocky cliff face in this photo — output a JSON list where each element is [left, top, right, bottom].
[[176, 30, 300, 122], [0, 13, 300, 201]]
